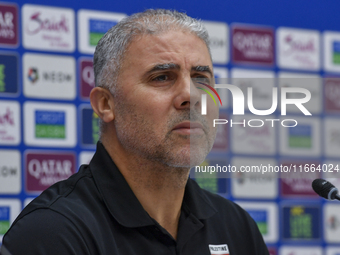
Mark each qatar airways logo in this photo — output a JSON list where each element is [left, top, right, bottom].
[[232, 26, 274, 65], [200, 84, 311, 128], [26, 12, 69, 35], [25, 152, 75, 192], [233, 32, 272, 52]]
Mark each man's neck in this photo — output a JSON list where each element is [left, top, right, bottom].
[[103, 140, 190, 240]]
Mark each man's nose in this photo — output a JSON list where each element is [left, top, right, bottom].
[[173, 77, 201, 110]]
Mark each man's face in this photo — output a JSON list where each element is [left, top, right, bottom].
[[112, 30, 218, 167]]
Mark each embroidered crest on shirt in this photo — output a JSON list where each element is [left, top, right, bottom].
[[209, 244, 230, 255]]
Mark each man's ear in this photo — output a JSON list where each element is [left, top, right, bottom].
[[90, 87, 115, 123]]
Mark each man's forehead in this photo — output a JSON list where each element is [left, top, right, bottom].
[[128, 30, 209, 55], [120, 30, 212, 74]]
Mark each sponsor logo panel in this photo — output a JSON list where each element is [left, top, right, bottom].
[[278, 72, 322, 114], [279, 246, 322, 255], [324, 203, 340, 243], [25, 151, 76, 193], [236, 202, 278, 242], [325, 77, 340, 113], [232, 25, 274, 65], [280, 162, 320, 197], [279, 117, 321, 157], [202, 21, 229, 64], [0, 100, 20, 145], [282, 205, 321, 241], [24, 101, 76, 147], [81, 105, 99, 147], [333, 41, 340, 65], [0, 53, 18, 95], [0, 199, 21, 241], [231, 68, 275, 112], [193, 158, 228, 195], [323, 31, 340, 73], [288, 125, 312, 149], [23, 53, 76, 99], [277, 27, 320, 70], [22, 4, 75, 52], [78, 9, 126, 54], [324, 118, 340, 158], [35, 110, 65, 139], [231, 157, 278, 199], [0, 150, 21, 194], [79, 58, 94, 99], [0, 3, 18, 47], [231, 114, 276, 155], [89, 19, 117, 46]]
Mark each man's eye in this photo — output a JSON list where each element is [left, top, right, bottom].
[[153, 75, 169, 82]]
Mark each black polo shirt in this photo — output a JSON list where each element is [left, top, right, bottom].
[[1, 142, 269, 255]]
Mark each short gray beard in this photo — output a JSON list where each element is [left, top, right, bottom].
[[113, 96, 215, 169]]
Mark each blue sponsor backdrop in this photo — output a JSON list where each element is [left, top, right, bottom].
[[0, 0, 340, 253]]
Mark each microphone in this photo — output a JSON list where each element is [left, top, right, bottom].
[[312, 179, 340, 201]]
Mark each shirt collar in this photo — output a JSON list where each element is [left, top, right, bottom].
[[89, 142, 217, 228]]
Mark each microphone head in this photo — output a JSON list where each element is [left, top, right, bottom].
[[312, 178, 337, 200]]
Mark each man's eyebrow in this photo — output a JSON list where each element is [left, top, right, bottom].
[[144, 64, 213, 77], [146, 63, 180, 75], [192, 65, 213, 77]]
